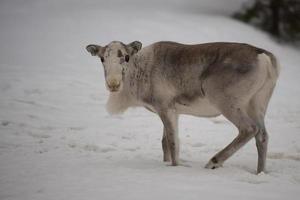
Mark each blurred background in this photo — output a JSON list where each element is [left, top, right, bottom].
[[0, 1, 300, 200], [234, 0, 300, 42], [0, 0, 299, 67]]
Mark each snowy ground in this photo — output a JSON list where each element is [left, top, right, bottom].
[[1, 0, 300, 199]]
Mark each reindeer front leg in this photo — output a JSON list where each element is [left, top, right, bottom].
[[159, 109, 179, 166], [162, 127, 171, 162]]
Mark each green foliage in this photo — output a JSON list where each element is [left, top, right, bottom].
[[233, 0, 300, 42]]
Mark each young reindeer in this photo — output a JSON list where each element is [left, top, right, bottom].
[[86, 41, 279, 174]]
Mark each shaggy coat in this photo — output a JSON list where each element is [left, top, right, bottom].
[[86, 41, 279, 174]]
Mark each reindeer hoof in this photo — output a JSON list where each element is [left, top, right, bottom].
[[171, 161, 179, 166], [163, 156, 171, 162], [205, 157, 222, 169]]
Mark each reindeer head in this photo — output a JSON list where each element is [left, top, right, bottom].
[[86, 41, 142, 93]]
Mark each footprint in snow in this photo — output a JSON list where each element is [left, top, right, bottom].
[[1, 120, 11, 126], [83, 144, 100, 152], [28, 131, 51, 139], [190, 142, 205, 148], [268, 152, 300, 162], [68, 127, 85, 131], [124, 147, 140, 152], [82, 144, 116, 153], [99, 147, 116, 153], [237, 177, 268, 184], [121, 135, 134, 140], [24, 89, 43, 95]]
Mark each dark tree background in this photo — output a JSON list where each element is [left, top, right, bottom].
[[233, 0, 300, 42]]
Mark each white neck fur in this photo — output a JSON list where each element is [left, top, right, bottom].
[[106, 90, 133, 115]]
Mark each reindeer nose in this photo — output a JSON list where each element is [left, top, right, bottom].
[[107, 79, 121, 92]]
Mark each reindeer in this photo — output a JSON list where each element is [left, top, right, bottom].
[[86, 41, 279, 174]]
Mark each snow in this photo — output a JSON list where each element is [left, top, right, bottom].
[[0, 0, 300, 199]]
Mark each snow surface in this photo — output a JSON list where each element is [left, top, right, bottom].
[[0, 0, 300, 200]]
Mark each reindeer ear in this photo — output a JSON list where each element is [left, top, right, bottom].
[[127, 41, 142, 55], [86, 44, 103, 56]]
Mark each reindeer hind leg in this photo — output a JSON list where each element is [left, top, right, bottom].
[[205, 103, 259, 169], [248, 79, 275, 173]]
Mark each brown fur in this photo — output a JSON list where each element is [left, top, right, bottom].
[[86, 41, 279, 174]]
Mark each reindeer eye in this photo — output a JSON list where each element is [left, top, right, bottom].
[[125, 55, 130, 62], [100, 56, 104, 62]]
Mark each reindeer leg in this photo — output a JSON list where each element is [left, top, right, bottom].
[[162, 127, 171, 162], [159, 109, 179, 166], [255, 128, 268, 173], [205, 105, 259, 169]]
